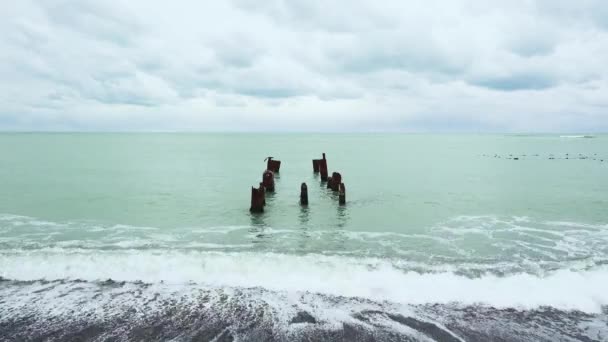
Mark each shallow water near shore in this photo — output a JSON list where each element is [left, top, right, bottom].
[[1, 133, 607, 341]]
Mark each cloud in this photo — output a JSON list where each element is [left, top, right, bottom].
[[0, 0, 607, 132], [470, 72, 557, 91], [40, 0, 141, 46]]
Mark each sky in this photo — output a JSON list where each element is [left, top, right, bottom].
[[1, 0, 607, 132]]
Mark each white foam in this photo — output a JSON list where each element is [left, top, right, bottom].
[[0, 213, 30, 221], [190, 225, 252, 234], [1, 250, 607, 313], [544, 221, 608, 230], [559, 135, 594, 138], [107, 224, 159, 231]]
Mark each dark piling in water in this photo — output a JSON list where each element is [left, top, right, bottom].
[[266, 157, 281, 173], [319, 153, 328, 181], [312, 160, 320, 173], [339, 183, 346, 205], [259, 182, 266, 206], [263, 170, 275, 192], [300, 183, 308, 205], [250, 186, 265, 213], [328, 172, 342, 191]]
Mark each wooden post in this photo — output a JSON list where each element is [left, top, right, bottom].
[[339, 183, 346, 205], [259, 182, 266, 206], [312, 159, 320, 173], [319, 153, 328, 181], [329, 172, 342, 191], [262, 170, 275, 192], [250, 186, 264, 212], [300, 183, 308, 205], [266, 157, 281, 173]]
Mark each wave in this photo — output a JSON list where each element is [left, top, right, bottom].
[[2, 213, 608, 339], [1, 250, 607, 313], [3, 213, 608, 279], [559, 135, 595, 138]]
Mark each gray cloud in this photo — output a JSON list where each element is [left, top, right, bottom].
[[0, 0, 607, 131], [470, 72, 557, 91], [40, 1, 140, 46]]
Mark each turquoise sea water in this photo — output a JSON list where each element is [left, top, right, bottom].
[[1, 133, 607, 341]]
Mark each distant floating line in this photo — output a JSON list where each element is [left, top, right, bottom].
[[478, 153, 606, 163]]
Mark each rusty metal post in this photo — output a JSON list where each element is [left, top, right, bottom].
[[339, 183, 346, 205], [300, 183, 308, 205], [312, 159, 320, 173], [259, 182, 266, 206], [329, 172, 342, 191], [250, 186, 264, 212], [263, 170, 275, 192], [266, 157, 281, 173], [319, 153, 328, 181]]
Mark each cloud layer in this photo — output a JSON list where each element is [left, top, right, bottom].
[[1, 0, 607, 132]]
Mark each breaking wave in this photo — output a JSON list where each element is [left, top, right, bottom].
[[1, 250, 608, 313], [560, 135, 595, 138]]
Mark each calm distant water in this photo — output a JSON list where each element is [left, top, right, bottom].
[[1, 133, 607, 341]]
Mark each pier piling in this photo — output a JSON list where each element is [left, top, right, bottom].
[[259, 182, 266, 206], [319, 153, 328, 181], [328, 172, 342, 191], [312, 160, 320, 173], [300, 183, 308, 205], [266, 157, 281, 173], [250, 185, 265, 213], [263, 170, 275, 192], [339, 183, 346, 205]]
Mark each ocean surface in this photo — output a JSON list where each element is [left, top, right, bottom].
[[1, 133, 607, 341]]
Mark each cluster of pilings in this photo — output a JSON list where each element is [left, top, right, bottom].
[[312, 153, 346, 205], [250, 157, 281, 213], [250, 153, 346, 213]]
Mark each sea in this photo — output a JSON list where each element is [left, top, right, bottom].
[[0, 133, 607, 341]]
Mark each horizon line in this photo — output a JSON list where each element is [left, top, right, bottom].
[[0, 130, 605, 135]]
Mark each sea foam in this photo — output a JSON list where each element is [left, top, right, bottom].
[[1, 250, 607, 313]]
